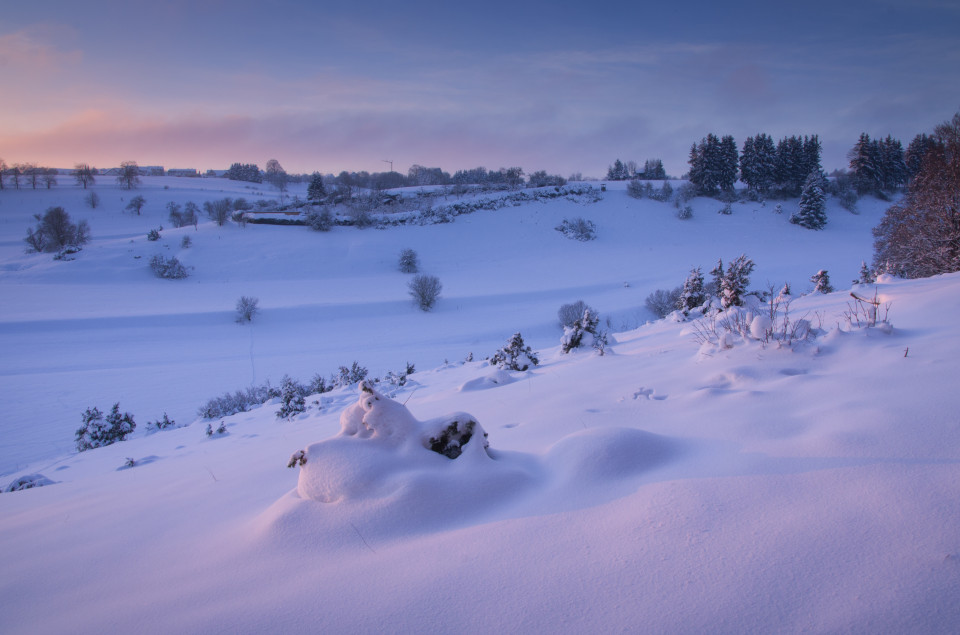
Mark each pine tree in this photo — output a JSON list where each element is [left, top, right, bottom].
[[849, 133, 881, 195], [741, 134, 778, 193], [709, 259, 724, 297], [677, 266, 706, 313], [856, 261, 875, 285], [561, 308, 603, 353], [718, 135, 739, 192], [307, 173, 326, 203], [721, 255, 755, 308], [790, 171, 828, 230], [904, 133, 933, 182], [810, 270, 834, 294], [490, 333, 540, 371], [76, 403, 135, 451]]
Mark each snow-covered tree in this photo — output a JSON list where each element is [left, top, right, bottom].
[[790, 171, 827, 230], [709, 259, 724, 297], [307, 172, 326, 203], [856, 261, 875, 285], [677, 266, 706, 313], [560, 308, 605, 354], [490, 332, 539, 371], [398, 248, 419, 273], [721, 254, 755, 308], [76, 403, 135, 452], [117, 161, 140, 189], [606, 159, 629, 181], [810, 270, 834, 294], [740, 133, 777, 193], [409, 274, 442, 310]]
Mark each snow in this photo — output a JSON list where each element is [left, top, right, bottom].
[[2, 177, 959, 632]]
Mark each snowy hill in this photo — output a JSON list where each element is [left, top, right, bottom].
[[2, 178, 958, 632]]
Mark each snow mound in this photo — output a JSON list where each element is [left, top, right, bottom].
[[544, 427, 680, 485], [458, 369, 516, 391]]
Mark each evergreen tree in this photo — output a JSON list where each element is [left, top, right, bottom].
[[709, 259, 724, 297], [718, 135, 739, 192], [276, 375, 306, 419], [775, 135, 806, 195], [307, 173, 326, 203], [849, 133, 881, 195], [740, 133, 778, 193], [857, 261, 875, 285], [642, 159, 666, 179], [810, 270, 834, 294], [606, 159, 628, 181], [721, 255, 755, 308], [676, 266, 706, 313], [688, 134, 728, 196], [76, 403, 135, 452], [904, 133, 933, 182], [490, 333, 540, 371], [879, 136, 907, 191], [790, 171, 828, 230]]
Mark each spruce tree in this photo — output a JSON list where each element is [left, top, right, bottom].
[[721, 255, 755, 308], [677, 266, 706, 313], [709, 259, 724, 298], [790, 171, 828, 230], [307, 173, 326, 203], [810, 270, 834, 294]]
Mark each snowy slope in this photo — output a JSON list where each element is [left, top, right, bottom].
[[2, 178, 958, 633]]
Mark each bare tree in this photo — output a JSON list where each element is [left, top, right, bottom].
[[126, 195, 146, 215], [85, 192, 100, 209], [73, 164, 96, 189], [265, 159, 289, 203], [0, 159, 6, 190], [24, 163, 39, 189], [117, 161, 140, 189], [8, 163, 22, 189], [42, 168, 57, 189], [204, 197, 233, 226], [408, 274, 442, 311]]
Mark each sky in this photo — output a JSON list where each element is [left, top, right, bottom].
[[2, 0, 958, 178]]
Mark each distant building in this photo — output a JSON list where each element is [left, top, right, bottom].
[[167, 169, 199, 178]]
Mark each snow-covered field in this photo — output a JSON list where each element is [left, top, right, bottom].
[[2, 177, 958, 632]]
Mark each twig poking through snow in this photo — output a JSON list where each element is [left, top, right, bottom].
[[350, 523, 376, 554]]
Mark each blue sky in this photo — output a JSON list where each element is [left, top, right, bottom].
[[2, 0, 958, 177]]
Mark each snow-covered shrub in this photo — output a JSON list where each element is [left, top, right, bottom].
[[721, 254, 755, 308], [675, 182, 697, 205], [555, 217, 597, 241], [85, 192, 100, 209], [235, 296, 259, 323], [561, 308, 607, 354], [718, 203, 733, 215], [558, 300, 595, 328], [149, 255, 189, 279], [677, 266, 706, 313], [649, 181, 673, 202], [677, 205, 693, 220], [276, 375, 307, 420], [180, 235, 192, 248], [75, 404, 136, 452], [206, 422, 227, 437], [810, 270, 834, 294], [626, 180, 646, 199], [305, 207, 334, 231], [490, 332, 539, 371], [147, 228, 161, 241], [409, 274, 442, 311], [645, 287, 682, 318], [398, 248, 419, 273], [333, 361, 368, 388], [308, 373, 330, 395], [145, 413, 176, 432], [5, 474, 55, 492], [198, 383, 280, 419]]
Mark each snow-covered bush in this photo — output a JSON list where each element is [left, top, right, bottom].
[[205, 422, 228, 438], [235, 296, 259, 323], [409, 274, 442, 311], [198, 383, 280, 419], [721, 254, 755, 308], [305, 207, 334, 231], [276, 375, 307, 420], [677, 267, 707, 313], [75, 404, 136, 452], [676, 205, 693, 220], [85, 192, 100, 209], [645, 287, 682, 318], [649, 181, 673, 202], [626, 180, 645, 199], [5, 474, 55, 492], [145, 413, 176, 432], [147, 228, 161, 241], [810, 270, 834, 294], [398, 248, 419, 273], [555, 217, 597, 241], [149, 255, 189, 279], [490, 332, 539, 371], [855, 261, 875, 285], [558, 300, 595, 328], [718, 203, 733, 215], [561, 308, 607, 354], [180, 235, 192, 248], [333, 361, 368, 388]]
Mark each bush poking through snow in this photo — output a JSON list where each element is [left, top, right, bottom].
[[561, 308, 607, 354], [24, 207, 91, 254], [276, 375, 307, 420], [287, 450, 307, 468], [409, 274, 442, 311], [490, 332, 539, 371], [721, 254, 755, 308], [556, 217, 597, 241], [428, 418, 482, 459], [333, 361, 368, 388], [150, 255, 189, 279], [147, 228, 161, 241], [235, 296, 259, 323], [4, 474, 55, 492], [206, 422, 228, 438], [398, 248, 419, 273], [198, 383, 280, 419], [810, 270, 834, 294], [645, 287, 682, 318], [305, 207, 334, 231], [85, 192, 100, 209], [145, 413, 176, 433], [75, 404, 136, 452]]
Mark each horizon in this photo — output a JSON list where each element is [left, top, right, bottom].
[[2, 0, 958, 178]]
